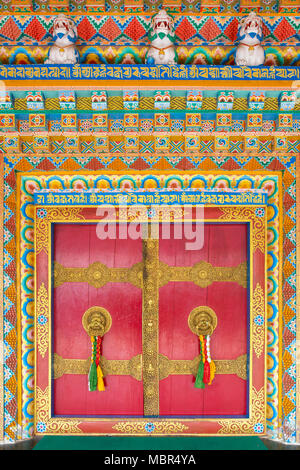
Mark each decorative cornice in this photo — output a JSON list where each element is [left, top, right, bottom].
[[1, 134, 299, 154], [0, 65, 300, 81], [0, 14, 298, 47], [2, 2, 300, 15]]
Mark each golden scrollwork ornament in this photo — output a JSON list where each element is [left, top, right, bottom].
[[188, 306, 218, 389], [37, 283, 49, 358], [82, 306, 112, 392]]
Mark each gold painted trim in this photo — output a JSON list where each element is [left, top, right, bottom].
[[253, 284, 265, 359], [112, 421, 189, 434], [36, 283, 49, 359], [36, 207, 85, 254], [36, 386, 82, 434], [218, 386, 265, 434], [219, 207, 265, 253]]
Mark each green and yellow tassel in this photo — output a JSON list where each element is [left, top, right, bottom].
[[194, 335, 205, 389], [194, 335, 215, 389], [89, 336, 105, 392]]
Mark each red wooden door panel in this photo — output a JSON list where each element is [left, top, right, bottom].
[[53, 223, 144, 416], [159, 223, 248, 417], [52, 222, 249, 418]]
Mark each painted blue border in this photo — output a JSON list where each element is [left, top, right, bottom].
[[34, 190, 267, 206], [50, 221, 251, 421], [1, 64, 299, 81]]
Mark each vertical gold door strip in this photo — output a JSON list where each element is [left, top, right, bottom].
[[142, 238, 159, 416]]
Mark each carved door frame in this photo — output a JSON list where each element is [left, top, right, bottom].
[[34, 194, 267, 436]]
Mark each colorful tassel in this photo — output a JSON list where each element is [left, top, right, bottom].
[[195, 360, 205, 389], [97, 365, 105, 391], [88, 336, 98, 391], [208, 360, 216, 385], [88, 336, 105, 392], [194, 335, 205, 389], [195, 335, 215, 389]]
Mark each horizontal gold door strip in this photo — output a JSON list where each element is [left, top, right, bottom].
[[158, 261, 247, 288], [53, 261, 143, 289], [158, 353, 247, 381], [53, 353, 247, 381], [53, 260, 247, 289], [53, 353, 143, 381]]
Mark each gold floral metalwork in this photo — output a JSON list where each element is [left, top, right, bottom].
[[158, 354, 247, 381], [36, 386, 82, 434], [112, 421, 189, 434], [158, 260, 247, 288], [54, 260, 247, 289], [219, 207, 265, 253], [188, 306, 218, 336], [53, 353, 247, 381], [37, 283, 49, 358], [253, 283, 265, 359], [142, 238, 159, 416], [53, 353, 142, 381], [36, 207, 84, 254], [217, 386, 265, 434], [82, 306, 112, 337], [53, 261, 143, 289]]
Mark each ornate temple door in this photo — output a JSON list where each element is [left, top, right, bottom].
[[52, 221, 248, 418]]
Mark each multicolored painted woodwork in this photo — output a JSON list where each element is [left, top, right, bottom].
[[0, 3, 299, 444], [0, 14, 299, 44], [0, 0, 299, 13], [4, 163, 294, 443]]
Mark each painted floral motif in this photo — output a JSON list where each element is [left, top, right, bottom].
[[37, 314, 47, 325], [147, 208, 156, 218], [145, 423, 155, 432], [36, 421, 46, 433], [255, 208, 265, 217], [254, 315, 264, 326], [36, 208, 47, 219], [254, 423, 264, 434]]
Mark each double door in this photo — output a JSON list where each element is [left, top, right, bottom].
[[52, 222, 248, 418]]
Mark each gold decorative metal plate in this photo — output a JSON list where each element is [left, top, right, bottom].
[[54, 261, 143, 289], [82, 306, 112, 337], [53, 260, 247, 289], [158, 260, 247, 288], [188, 306, 218, 336], [53, 353, 247, 381], [53, 353, 143, 381]]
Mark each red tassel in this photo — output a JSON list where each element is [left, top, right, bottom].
[[203, 361, 210, 384]]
